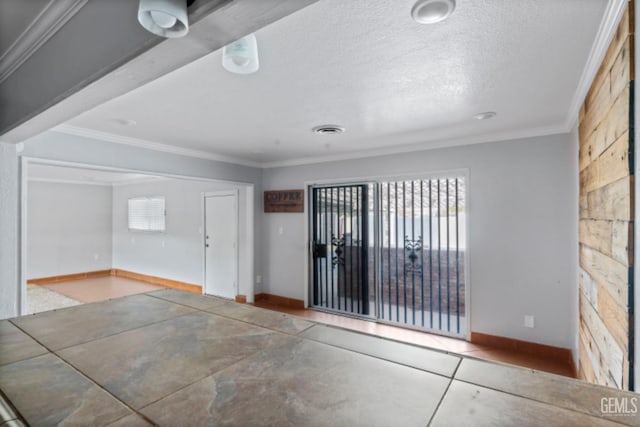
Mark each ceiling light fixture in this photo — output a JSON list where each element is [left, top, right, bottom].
[[138, 0, 189, 38], [312, 125, 345, 135], [222, 34, 260, 74], [411, 0, 456, 24], [474, 111, 497, 120]]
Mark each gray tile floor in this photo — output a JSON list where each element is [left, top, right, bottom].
[[0, 289, 639, 426]]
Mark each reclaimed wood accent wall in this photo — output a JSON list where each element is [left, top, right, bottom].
[[578, 2, 635, 389]]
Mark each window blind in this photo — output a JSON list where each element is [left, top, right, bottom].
[[128, 197, 166, 231]]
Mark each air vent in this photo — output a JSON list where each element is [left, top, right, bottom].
[[312, 125, 345, 135]]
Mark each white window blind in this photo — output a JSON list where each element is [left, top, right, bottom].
[[128, 197, 166, 231]]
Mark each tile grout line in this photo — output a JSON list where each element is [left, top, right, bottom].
[[10, 295, 199, 353], [449, 376, 634, 426], [299, 329, 458, 380], [148, 294, 323, 338], [52, 353, 159, 426], [299, 323, 461, 359], [426, 358, 462, 427], [135, 343, 278, 414]]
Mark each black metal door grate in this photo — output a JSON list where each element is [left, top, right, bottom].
[[310, 177, 466, 336], [312, 185, 370, 316], [377, 178, 466, 335]]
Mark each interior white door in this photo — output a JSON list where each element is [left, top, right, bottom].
[[204, 193, 237, 299]]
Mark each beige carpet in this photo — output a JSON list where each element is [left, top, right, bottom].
[[26, 284, 82, 314]]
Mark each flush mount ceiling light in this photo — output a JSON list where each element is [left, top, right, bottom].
[[138, 0, 190, 38], [312, 125, 345, 135], [222, 34, 260, 74], [474, 111, 497, 120], [411, 0, 456, 24]]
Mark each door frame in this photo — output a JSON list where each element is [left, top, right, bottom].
[[304, 169, 471, 340], [19, 156, 255, 315], [202, 190, 239, 299]]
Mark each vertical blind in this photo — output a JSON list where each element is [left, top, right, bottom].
[[128, 197, 166, 231]]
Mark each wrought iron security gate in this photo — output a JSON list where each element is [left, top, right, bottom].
[[310, 177, 466, 337], [311, 185, 370, 315]]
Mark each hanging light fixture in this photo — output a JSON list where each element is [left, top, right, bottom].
[[138, 0, 189, 38], [222, 34, 260, 74]]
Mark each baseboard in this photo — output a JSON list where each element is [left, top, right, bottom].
[[111, 269, 202, 295], [254, 293, 304, 309], [235, 295, 247, 303], [27, 270, 112, 285], [471, 332, 575, 374]]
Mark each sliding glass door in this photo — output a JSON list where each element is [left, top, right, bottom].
[[310, 176, 467, 337]]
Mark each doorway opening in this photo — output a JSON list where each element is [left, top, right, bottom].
[[310, 175, 468, 338], [20, 158, 255, 315]]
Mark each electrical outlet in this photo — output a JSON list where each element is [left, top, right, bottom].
[[524, 315, 535, 328], [256, 275, 262, 284], [94, 254, 99, 260], [278, 226, 284, 235]]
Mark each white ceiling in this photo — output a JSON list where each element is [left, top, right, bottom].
[[28, 164, 164, 186], [60, 0, 609, 167]]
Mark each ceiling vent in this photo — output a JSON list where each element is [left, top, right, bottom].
[[312, 125, 345, 135]]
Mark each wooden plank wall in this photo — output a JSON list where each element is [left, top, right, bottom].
[[579, 2, 635, 389]]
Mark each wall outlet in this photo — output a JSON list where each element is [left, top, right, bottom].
[[278, 226, 284, 235], [256, 275, 262, 284], [524, 315, 535, 328], [94, 254, 99, 260]]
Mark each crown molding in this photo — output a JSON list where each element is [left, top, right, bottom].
[[0, 0, 88, 84], [53, 125, 262, 168], [55, 122, 567, 171], [261, 124, 568, 168], [111, 176, 170, 187], [28, 177, 111, 187], [563, 0, 627, 131], [29, 174, 169, 187]]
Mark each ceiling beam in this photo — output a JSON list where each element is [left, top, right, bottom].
[[0, 0, 319, 142]]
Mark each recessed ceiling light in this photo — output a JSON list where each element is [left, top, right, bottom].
[[411, 0, 456, 25], [312, 125, 345, 135], [474, 111, 497, 120]]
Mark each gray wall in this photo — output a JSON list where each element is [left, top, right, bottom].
[[0, 130, 264, 319], [0, 143, 20, 318], [112, 178, 255, 299], [262, 133, 579, 350], [27, 181, 112, 279]]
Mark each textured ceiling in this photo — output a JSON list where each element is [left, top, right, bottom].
[[63, 0, 608, 166]]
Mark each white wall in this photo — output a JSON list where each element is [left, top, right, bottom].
[[27, 181, 113, 279], [0, 130, 265, 318], [0, 142, 20, 318], [262, 134, 578, 350], [112, 178, 255, 301]]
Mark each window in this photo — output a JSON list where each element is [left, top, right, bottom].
[[128, 197, 166, 231]]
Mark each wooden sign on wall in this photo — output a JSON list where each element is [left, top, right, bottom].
[[264, 190, 304, 213]]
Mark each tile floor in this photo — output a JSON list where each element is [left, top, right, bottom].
[[40, 276, 163, 303], [255, 301, 576, 377], [28, 276, 573, 377], [26, 284, 81, 315], [0, 289, 638, 426]]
